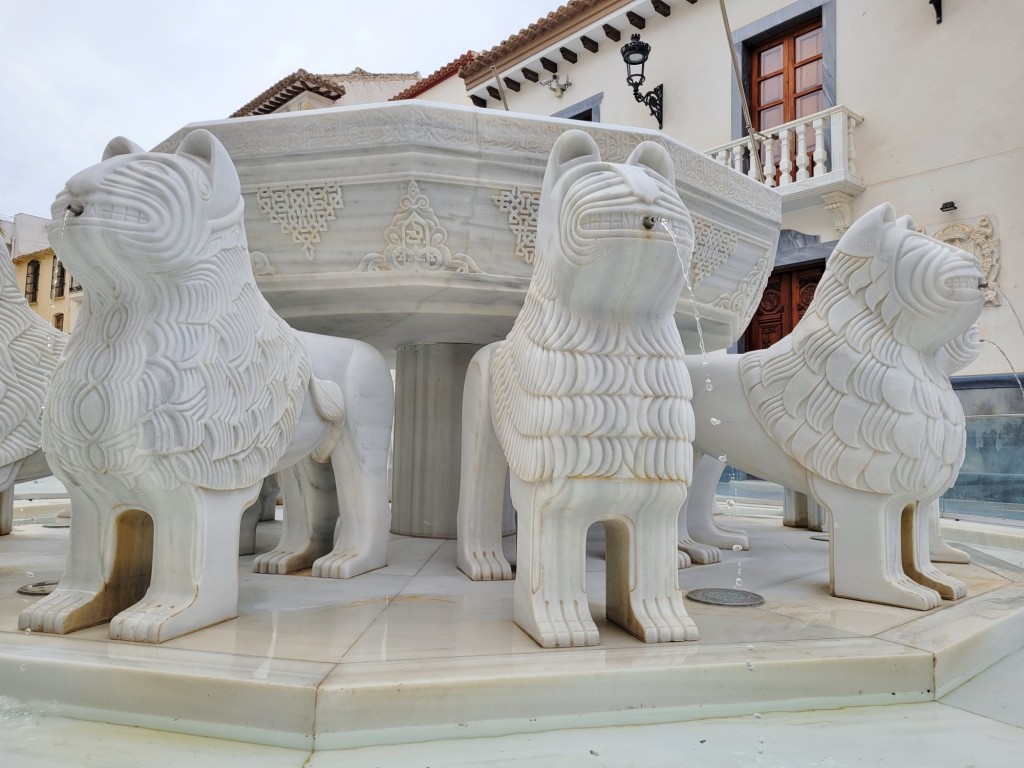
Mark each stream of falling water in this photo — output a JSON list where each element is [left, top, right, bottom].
[[992, 286, 1024, 345], [657, 219, 728, 462], [981, 338, 1024, 400], [657, 220, 712, 389]]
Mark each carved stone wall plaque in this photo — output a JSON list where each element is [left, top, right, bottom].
[[919, 215, 1000, 306]]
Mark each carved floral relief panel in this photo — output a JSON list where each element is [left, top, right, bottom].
[[358, 181, 480, 273]]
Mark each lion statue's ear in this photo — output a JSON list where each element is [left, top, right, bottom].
[[102, 137, 146, 161], [837, 202, 899, 258], [626, 141, 675, 185], [175, 129, 241, 215], [547, 129, 601, 180]]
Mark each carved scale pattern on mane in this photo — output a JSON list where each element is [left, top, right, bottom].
[[42, 131, 312, 491], [492, 259, 694, 483], [489, 131, 696, 484], [0, 240, 66, 467], [740, 215, 977, 497]]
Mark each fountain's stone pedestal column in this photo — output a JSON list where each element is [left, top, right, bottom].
[[783, 489, 828, 532], [391, 342, 482, 538]]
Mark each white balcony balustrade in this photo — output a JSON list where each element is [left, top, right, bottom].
[[706, 105, 865, 231]]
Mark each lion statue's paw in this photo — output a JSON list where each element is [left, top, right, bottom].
[[677, 539, 721, 565], [107, 587, 236, 644], [19, 588, 101, 635], [516, 597, 601, 649], [835, 575, 942, 611], [311, 549, 386, 580], [252, 546, 322, 575], [618, 595, 699, 643], [456, 548, 513, 581]]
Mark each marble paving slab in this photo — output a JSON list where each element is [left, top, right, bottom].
[[1, 515, 1023, 750]]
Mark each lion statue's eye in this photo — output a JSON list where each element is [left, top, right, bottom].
[[184, 166, 212, 201]]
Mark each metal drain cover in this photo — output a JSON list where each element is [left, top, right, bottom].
[[686, 588, 765, 607], [17, 581, 59, 596]]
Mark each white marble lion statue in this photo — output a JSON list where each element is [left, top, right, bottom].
[[686, 203, 984, 610], [19, 129, 394, 643], [456, 129, 699, 648], [0, 239, 66, 535]]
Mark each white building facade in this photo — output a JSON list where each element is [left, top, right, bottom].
[[400, 0, 1023, 511]]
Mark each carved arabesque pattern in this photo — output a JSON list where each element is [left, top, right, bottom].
[[492, 186, 541, 264], [358, 181, 480, 273], [690, 215, 739, 287], [156, 106, 780, 218], [255, 182, 344, 262], [713, 251, 773, 329]]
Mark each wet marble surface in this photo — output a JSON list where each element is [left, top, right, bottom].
[[1, 513, 1023, 752]]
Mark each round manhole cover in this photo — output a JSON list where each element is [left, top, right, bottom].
[[17, 581, 59, 596], [686, 588, 765, 607]]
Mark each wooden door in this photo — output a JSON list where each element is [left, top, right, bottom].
[[743, 263, 824, 352]]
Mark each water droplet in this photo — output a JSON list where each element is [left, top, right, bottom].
[[709, 417, 721, 426], [732, 544, 742, 551], [726, 499, 736, 510], [702, 360, 710, 367], [705, 380, 714, 392], [26, 572, 34, 578], [735, 578, 743, 587], [745, 659, 754, 671], [718, 454, 728, 463], [747, 645, 755, 651], [753, 712, 762, 719], [20, 664, 26, 671], [24, 628, 32, 635]]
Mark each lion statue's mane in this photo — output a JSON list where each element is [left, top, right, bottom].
[[457, 129, 700, 647], [687, 202, 985, 610], [738, 205, 981, 497], [490, 134, 696, 484], [0, 239, 66, 468], [42, 132, 321, 491]]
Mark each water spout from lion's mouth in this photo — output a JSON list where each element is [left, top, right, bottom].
[[642, 216, 659, 231], [66, 203, 84, 217]]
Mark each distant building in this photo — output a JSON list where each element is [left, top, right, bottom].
[[3, 213, 79, 332], [397, 0, 1020, 404], [230, 68, 421, 117]]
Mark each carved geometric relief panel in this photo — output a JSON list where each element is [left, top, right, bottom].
[[255, 182, 344, 262], [493, 186, 541, 264], [358, 181, 481, 273], [690, 215, 739, 287], [918, 215, 1000, 307]]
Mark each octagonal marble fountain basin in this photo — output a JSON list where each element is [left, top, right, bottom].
[[156, 101, 781, 357]]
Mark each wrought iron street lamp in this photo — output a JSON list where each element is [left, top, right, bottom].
[[620, 33, 663, 129]]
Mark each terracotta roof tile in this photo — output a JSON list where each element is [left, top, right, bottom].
[[461, 0, 625, 83], [390, 52, 476, 100], [230, 69, 347, 118]]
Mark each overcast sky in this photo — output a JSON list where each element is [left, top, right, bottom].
[[1, 0, 559, 219]]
